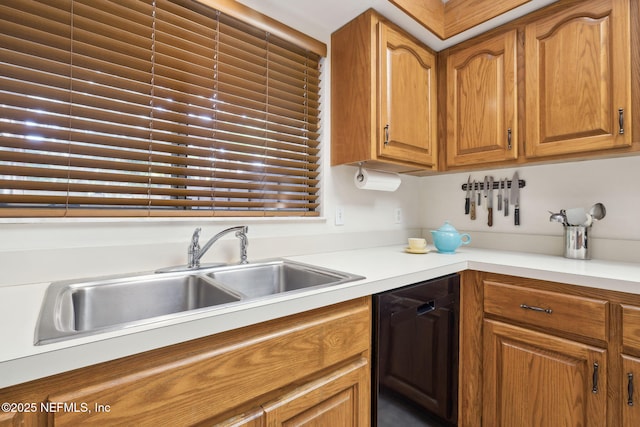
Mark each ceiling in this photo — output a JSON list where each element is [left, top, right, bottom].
[[237, 0, 558, 51]]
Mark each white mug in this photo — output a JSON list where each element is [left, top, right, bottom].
[[408, 238, 427, 250]]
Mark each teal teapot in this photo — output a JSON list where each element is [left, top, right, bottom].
[[430, 221, 471, 254]]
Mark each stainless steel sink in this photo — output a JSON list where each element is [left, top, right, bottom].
[[35, 259, 364, 345], [35, 272, 241, 345], [205, 259, 362, 298]]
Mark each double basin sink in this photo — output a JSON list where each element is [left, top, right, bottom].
[[35, 259, 364, 345]]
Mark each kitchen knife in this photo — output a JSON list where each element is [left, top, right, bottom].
[[511, 172, 520, 225], [483, 175, 488, 208], [477, 178, 482, 207], [487, 176, 494, 227], [497, 178, 503, 211], [465, 175, 471, 215], [503, 178, 509, 216], [470, 180, 477, 220]]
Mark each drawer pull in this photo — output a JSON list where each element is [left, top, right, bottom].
[[619, 108, 625, 135], [592, 362, 599, 394], [629, 373, 634, 406], [520, 304, 552, 314]]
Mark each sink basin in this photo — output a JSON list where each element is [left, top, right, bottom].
[[205, 260, 362, 298], [71, 275, 240, 331], [35, 259, 364, 345], [35, 273, 240, 345]]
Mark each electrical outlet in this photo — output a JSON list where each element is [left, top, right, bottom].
[[335, 207, 345, 226], [394, 208, 402, 224]]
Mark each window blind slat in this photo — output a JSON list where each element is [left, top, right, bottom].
[[0, 0, 323, 217]]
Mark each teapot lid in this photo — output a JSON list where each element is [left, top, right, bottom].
[[436, 221, 458, 233]]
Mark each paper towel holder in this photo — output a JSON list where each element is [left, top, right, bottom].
[[356, 162, 365, 183], [353, 162, 402, 192]]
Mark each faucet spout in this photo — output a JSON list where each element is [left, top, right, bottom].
[[188, 226, 248, 269]]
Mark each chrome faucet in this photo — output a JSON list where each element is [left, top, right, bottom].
[[188, 226, 249, 269]]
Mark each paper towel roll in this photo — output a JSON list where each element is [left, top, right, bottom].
[[354, 168, 401, 191]]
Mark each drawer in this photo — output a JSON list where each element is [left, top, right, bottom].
[[622, 304, 640, 351], [483, 280, 608, 341]]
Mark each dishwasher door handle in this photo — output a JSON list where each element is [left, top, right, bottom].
[[416, 301, 435, 315], [388, 294, 455, 326]]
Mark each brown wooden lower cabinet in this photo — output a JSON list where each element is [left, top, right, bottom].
[[459, 271, 640, 427], [0, 297, 371, 427]]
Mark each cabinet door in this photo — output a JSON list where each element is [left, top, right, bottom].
[[525, 0, 631, 158], [446, 30, 518, 167], [262, 358, 369, 427], [483, 319, 607, 427], [378, 21, 437, 168], [622, 355, 640, 427], [0, 411, 39, 427]]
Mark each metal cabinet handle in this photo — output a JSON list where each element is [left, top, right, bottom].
[[507, 128, 512, 149], [629, 373, 634, 406], [619, 109, 625, 135], [520, 304, 552, 314], [592, 362, 599, 394], [384, 124, 390, 145]]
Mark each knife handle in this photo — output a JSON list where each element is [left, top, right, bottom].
[[470, 200, 476, 220], [488, 207, 493, 227], [465, 197, 470, 215], [504, 197, 509, 216], [514, 206, 520, 226]]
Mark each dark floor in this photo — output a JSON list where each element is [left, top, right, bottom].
[[377, 392, 451, 427]]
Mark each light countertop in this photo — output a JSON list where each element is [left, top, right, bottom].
[[2, 245, 640, 389]]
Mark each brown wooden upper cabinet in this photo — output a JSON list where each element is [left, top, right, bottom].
[[524, 0, 632, 158], [445, 30, 519, 167], [332, 9, 438, 173]]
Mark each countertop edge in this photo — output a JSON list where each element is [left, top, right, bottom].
[[2, 245, 639, 389]]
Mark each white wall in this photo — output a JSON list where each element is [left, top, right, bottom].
[[419, 156, 640, 263]]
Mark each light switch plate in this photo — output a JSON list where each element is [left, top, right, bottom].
[[335, 207, 344, 226], [394, 208, 402, 224]]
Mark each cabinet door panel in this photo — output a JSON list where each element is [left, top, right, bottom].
[[525, 0, 631, 157], [622, 355, 640, 427], [378, 22, 437, 167], [262, 358, 369, 427], [446, 30, 518, 166], [483, 319, 607, 427]]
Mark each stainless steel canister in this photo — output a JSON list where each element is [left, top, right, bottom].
[[564, 225, 591, 259]]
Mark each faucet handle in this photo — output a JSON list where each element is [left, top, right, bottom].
[[235, 226, 249, 264], [191, 227, 202, 247], [188, 227, 202, 268]]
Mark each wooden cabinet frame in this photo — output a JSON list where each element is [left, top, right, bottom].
[[459, 271, 640, 427], [331, 9, 438, 173], [0, 298, 371, 426], [439, 0, 640, 172]]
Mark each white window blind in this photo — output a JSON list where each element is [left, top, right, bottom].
[[0, 0, 322, 217]]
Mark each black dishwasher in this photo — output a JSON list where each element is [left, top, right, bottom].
[[373, 273, 459, 426]]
